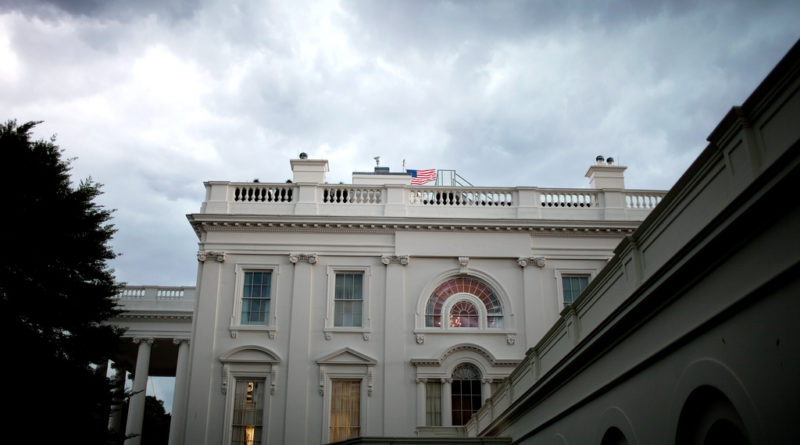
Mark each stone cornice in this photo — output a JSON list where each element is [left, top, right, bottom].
[[189, 216, 637, 237], [114, 312, 193, 321]]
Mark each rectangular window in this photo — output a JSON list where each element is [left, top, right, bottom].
[[231, 379, 264, 445], [242, 271, 271, 325], [330, 380, 361, 442], [425, 381, 442, 426], [334, 273, 363, 327], [562, 275, 589, 304]]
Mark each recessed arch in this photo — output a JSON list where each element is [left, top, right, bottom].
[[600, 427, 628, 445], [595, 406, 637, 445], [675, 385, 748, 445], [670, 359, 760, 444]]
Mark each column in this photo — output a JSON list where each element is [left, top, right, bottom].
[[168, 339, 190, 445], [441, 378, 452, 427], [416, 379, 426, 427], [125, 337, 153, 445], [481, 379, 492, 405], [108, 366, 126, 434]]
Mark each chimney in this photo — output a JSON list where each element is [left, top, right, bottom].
[[290, 154, 329, 183], [585, 155, 626, 189]]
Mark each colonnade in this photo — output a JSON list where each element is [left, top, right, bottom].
[[414, 378, 494, 428], [107, 337, 190, 445]]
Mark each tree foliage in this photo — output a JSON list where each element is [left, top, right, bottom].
[[0, 120, 122, 443], [119, 396, 172, 445]]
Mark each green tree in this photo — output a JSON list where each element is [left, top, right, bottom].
[[0, 120, 122, 443], [119, 396, 172, 445]]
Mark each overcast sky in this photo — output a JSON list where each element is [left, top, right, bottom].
[[2, 0, 798, 286]]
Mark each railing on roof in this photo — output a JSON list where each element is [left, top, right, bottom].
[[115, 286, 197, 310], [200, 181, 667, 221]]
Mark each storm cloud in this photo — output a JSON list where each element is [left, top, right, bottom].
[[1, 0, 798, 285]]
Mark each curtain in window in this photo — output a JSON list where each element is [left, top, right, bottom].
[[334, 273, 363, 327], [426, 381, 442, 426], [330, 380, 361, 442], [232, 379, 263, 445], [242, 271, 271, 325], [562, 275, 589, 304]]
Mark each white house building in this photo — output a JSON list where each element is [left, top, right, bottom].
[[111, 38, 800, 445]]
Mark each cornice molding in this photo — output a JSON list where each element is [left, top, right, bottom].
[[116, 312, 193, 321], [191, 219, 637, 237]]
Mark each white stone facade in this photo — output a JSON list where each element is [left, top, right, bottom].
[[111, 40, 800, 445], [170, 154, 663, 445]]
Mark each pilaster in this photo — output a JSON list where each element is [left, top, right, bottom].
[[284, 254, 316, 444], [382, 256, 408, 435]]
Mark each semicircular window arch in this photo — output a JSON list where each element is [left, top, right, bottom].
[[425, 276, 503, 328]]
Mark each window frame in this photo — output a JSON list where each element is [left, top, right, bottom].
[[317, 348, 376, 441], [229, 377, 266, 445], [450, 363, 483, 426], [413, 273, 517, 342], [554, 268, 595, 310], [230, 264, 280, 338], [324, 266, 371, 337], [441, 294, 489, 330]]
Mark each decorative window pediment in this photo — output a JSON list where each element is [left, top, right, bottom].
[[220, 346, 281, 365], [219, 346, 281, 396], [316, 347, 378, 366], [316, 348, 377, 439]]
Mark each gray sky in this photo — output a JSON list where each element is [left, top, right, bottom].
[[2, 0, 798, 286]]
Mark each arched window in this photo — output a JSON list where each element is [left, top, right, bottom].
[[451, 364, 482, 425], [425, 277, 503, 328], [449, 301, 479, 327]]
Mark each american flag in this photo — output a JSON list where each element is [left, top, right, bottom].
[[407, 169, 436, 185]]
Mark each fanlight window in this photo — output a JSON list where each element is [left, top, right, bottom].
[[449, 301, 478, 327], [425, 277, 503, 328]]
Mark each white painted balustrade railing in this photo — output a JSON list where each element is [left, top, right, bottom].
[[200, 182, 667, 221], [116, 286, 197, 312]]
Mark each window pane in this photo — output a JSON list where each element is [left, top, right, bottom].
[[451, 364, 482, 425], [562, 275, 589, 304], [449, 301, 479, 328], [334, 273, 363, 327], [330, 380, 360, 442], [425, 382, 442, 426], [242, 272, 271, 325], [232, 379, 263, 445]]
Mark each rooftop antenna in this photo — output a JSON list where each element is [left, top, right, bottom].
[[374, 156, 380, 166]]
